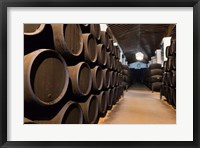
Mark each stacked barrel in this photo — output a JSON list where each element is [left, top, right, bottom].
[[24, 24, 124, 124], [144, 63, 163, 92], [160, 39, 176, 107], [122, 65, 131, 89]]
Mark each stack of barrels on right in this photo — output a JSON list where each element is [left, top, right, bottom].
[[161, 39, 176, 107], [144, 63, 163, 92]]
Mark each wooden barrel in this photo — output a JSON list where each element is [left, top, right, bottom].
[[33, 101, 83, 124], [148, 75, 162, 83], [91, 66, 103, 91], [79, 95, 99, 124], [166, 72, 171, 86], [107, 89, 113, 110], [170, 70, 176, 87], [163, 61, 167, 72], [24, 24, 54, 55], [172, 55, 176, 70], [80, 24, 101, 40], [165, 46, 170, 58], [114, 72, 118, 86], [111, 45, 116, 55], [51, 24, 83, 58], [148, 69, 163, 76], [110, 71, 115, 88], [24, 24, 44, 34], [108, 39, 113, 52], [96, 91, 108, 116], [24, 49, 69, 107], [99, 31, 109, 49], [97, 44, 107, 66], [68, 62, 92, 96], [167, 56, 174, 71], [172, 88, 176, 106], [149, 63, 161, 69], [170, 39, 176, 55], [106, 52, 112, 69], [82, 33, 97, 63], [102, 68, 110, 89]]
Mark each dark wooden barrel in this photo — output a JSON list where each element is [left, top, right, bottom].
[[106, 52, 112, 69], [149, 63, 161, 69], [170, 39, 176, 55], [99, 31, 109, 49], [97, 44, 107, 66], [108, 39, 113, 52], [68, 62, 92, 96], [107, 89, 113, 110], [24, 49, 69, 107], [91, 66, 103, 91], [80, 24, 101, 40], [96, 91, 108, 116], [51, 24, 83, 58], [102, 68, 110, 89], [24, 24, 54, 55], [82, 33, 97, 63], [32, 101, 83, 124], [79, 95, 99, 124]]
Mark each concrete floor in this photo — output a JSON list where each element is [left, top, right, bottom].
[[98, 84, 176, 124]]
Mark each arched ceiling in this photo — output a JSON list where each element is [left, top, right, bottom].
[[107, 24, 176, 64]]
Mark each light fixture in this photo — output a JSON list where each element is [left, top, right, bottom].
[[113, 42, 118, 46], [136, 52, 144, 61]]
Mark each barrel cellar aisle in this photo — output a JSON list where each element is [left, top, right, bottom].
[[98, 84, 176, 124], [24, 24, 176, 124]]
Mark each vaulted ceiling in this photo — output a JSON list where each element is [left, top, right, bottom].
[[107, 24, 176, 64]]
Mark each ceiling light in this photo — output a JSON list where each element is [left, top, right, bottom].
[[113, 42, 118, 46], [136, 52, 144, 61]]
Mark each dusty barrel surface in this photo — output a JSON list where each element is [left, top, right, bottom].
[[51, 24, 83, 58], [80, 24, 101, 40], [32, 101, 83, 124], [82, 33, 97, 63], [24, 49, 69, 107], [24, 24, 54, 54], [68, 62, 92, 96], [97, 44, 107, 66], [79, 95, 99, 124], [96, 91, 108, 116], [91, 66, 103, 91]]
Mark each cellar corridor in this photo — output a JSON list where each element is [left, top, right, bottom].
[[98, 84, 176, 124]]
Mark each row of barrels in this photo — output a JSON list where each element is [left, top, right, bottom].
[[122, 65, 131, 89], [144, 63, 163, 92], [160, 39, 176, 107], [24, 24, 125, 124], [25, 86, 124, 124], [24, 24, 120, 64]]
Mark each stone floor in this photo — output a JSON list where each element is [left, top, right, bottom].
[[98, 84, 176, 124]]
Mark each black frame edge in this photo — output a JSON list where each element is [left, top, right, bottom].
[[1, 0, 200, 148], [194, 1, 200, 147]]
